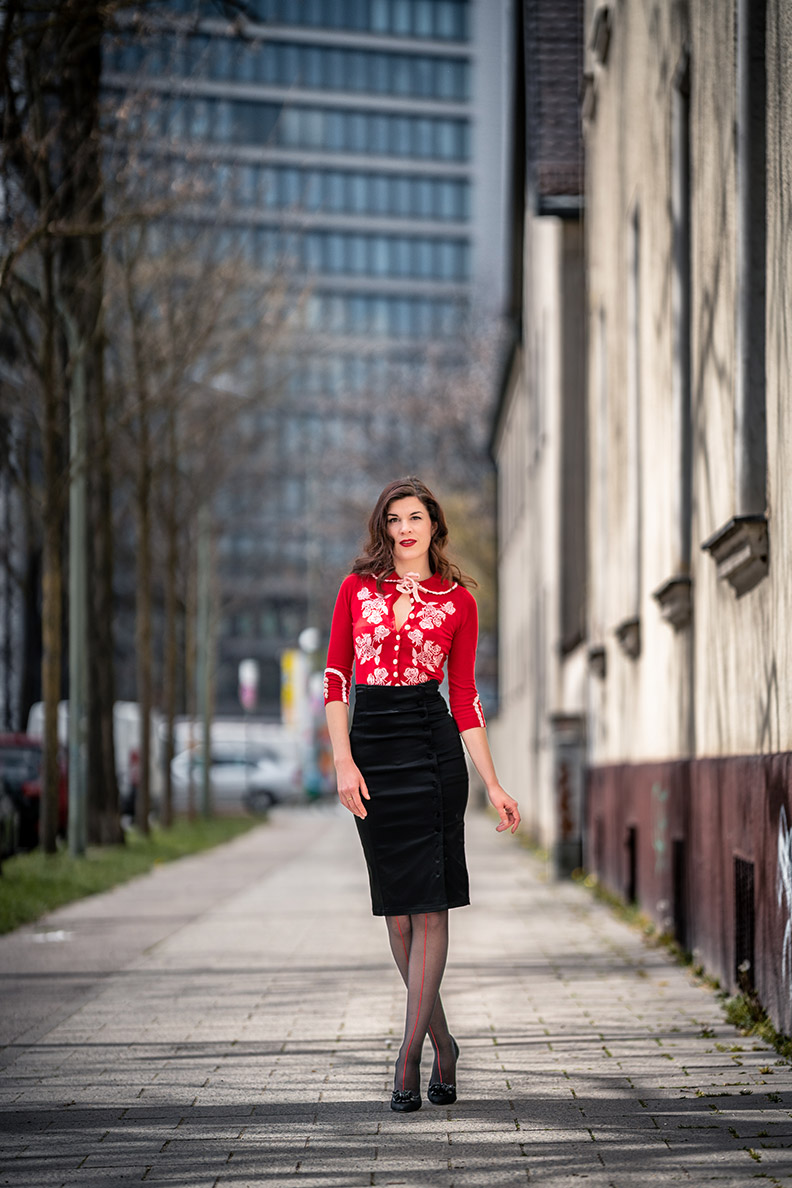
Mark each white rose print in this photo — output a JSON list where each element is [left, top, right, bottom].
[[355, 634, 382, 664], [358, 586, 389, 624]]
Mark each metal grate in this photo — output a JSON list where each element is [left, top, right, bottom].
[[672, 838, 687, 950], [625, 825, 638, 904], [734, 856, 755, 993], [594, 814, 604, 876]]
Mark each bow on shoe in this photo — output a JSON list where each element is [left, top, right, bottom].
[[394, 571, 424, 603]]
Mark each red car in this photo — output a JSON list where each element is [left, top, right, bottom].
[[0, 734, 68, 850]]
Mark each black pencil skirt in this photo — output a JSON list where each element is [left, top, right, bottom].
[[349, 681, 470, 917]]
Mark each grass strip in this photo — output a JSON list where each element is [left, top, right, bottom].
[[570, 867, 792, 1060], [0, 816, 261, 935]]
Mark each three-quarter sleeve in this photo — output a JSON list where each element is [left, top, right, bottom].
[[446, 591, 486, 732], [324, 575, 356, 706]]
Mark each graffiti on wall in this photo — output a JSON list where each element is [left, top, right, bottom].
[[651, 783, 669, 876], [778, 806, 792, 990]]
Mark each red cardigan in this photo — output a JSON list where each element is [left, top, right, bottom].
[[324, 571, 486, 732]]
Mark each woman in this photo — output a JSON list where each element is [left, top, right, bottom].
[[324, 477, 519, 1113]]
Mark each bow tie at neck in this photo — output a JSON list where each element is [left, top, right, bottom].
[[394, 572, 425, 603]]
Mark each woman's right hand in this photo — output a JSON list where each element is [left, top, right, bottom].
[[335, 756, 370, 819]]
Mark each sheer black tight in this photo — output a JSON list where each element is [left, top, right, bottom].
[[385, 911, 457, 1094]]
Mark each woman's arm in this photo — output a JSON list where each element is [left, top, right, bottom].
[[326, 700, 370, 818], [460, 726, 520, 834]]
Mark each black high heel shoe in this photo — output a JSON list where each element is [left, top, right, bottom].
[[390, 1088, 422, 1112], [427, 1037, 459, 1106]]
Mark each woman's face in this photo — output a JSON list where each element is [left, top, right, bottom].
[[386, 496, 434, 571]]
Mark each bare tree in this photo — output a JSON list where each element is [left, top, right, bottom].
[[103, 208, 300, 827]]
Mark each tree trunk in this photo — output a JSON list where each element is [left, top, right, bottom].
[[85, 298, 121, 844], [89, 366, 122, 843], [40, 245, 62, 855], [184, 533, 197, 823], [161, 406, 178, 828], [133, 420, 153, 835], [54, 0, 120, 846]]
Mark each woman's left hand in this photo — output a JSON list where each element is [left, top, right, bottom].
[[487, 784, 520, 834]]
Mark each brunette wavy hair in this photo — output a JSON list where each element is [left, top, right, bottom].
[[351, 477, 475, 590]]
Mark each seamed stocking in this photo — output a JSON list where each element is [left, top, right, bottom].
[[385, 911, 457, 1094]]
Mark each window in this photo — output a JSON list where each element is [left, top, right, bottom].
[[214, 99, 233, 141], [394, 0, 413, 35], [370, 115, 390, 154], [304, 45, 324, 88], [348, 50, 369, 91], [237, 164, 257, 206], [325, 110, 345, 150], [186, 35, 210, 76], [392, 56, 412, 95], [327, 172, 346, 210], [349, 295, 368, 332], [190, 98, 210, 138], [372, 298, 389, 336], [394, 238, 412, 276], [393, 299, 413, 336], [281, 43, 301, 85], [371, 53, 390, 95], [372, 175, 391, 214], [414, 57, 434, 98], [437, 60, 458, 100], [416, 239, 434, 277], [414, 1, 434, 37], [350, 236, 368, 273], [438, 240, 458, 278], [436, 120, 453, 159], [348, 0, 369, 30], [416, 118, 434, 158], [327, 49, 345, 89], [260, 41, 279, 84], [282, 168, 301, 205], [212, 38, 235, 80], [351, 174, 368, 212], [393, 116, 412, 156], [301, 107, 324, 148], [372, 237, 390, 275], [328, 234, 345, 272], [261, 166, 278, 207], [349, 111, 368, 153], [437, 1, 464, 40], [220, 165, 471, 225], [304, 169, 323, 210], [417, 179, 434, 217], [394, 177, 412, 216], [371, 0, 390, 33]]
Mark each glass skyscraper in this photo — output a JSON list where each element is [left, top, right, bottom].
[[104, 0, 510, 712]]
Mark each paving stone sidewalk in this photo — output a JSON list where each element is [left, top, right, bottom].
[[1, 803, 792, 1188]]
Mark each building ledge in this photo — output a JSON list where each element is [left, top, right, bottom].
[[614, 615, 641, 659], [590, 5, 612, 65], [652, 575, 692, 629], [588, 644, 606, 680], [701, 514, 769, 597]]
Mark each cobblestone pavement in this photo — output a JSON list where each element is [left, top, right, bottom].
[[1, 803, 792, 1187]]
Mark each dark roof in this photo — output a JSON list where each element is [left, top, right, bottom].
[[525, 0, 584, 212]]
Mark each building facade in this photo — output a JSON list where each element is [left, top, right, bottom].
[[494, 0, 792, 1032], [490, 0, 586, 872], [104, 0, 511, 716]]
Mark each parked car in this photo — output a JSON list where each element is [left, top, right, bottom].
[[170, 740, 303, 813], [0, 734, 68, 849], [0, 784, 19, 863]]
